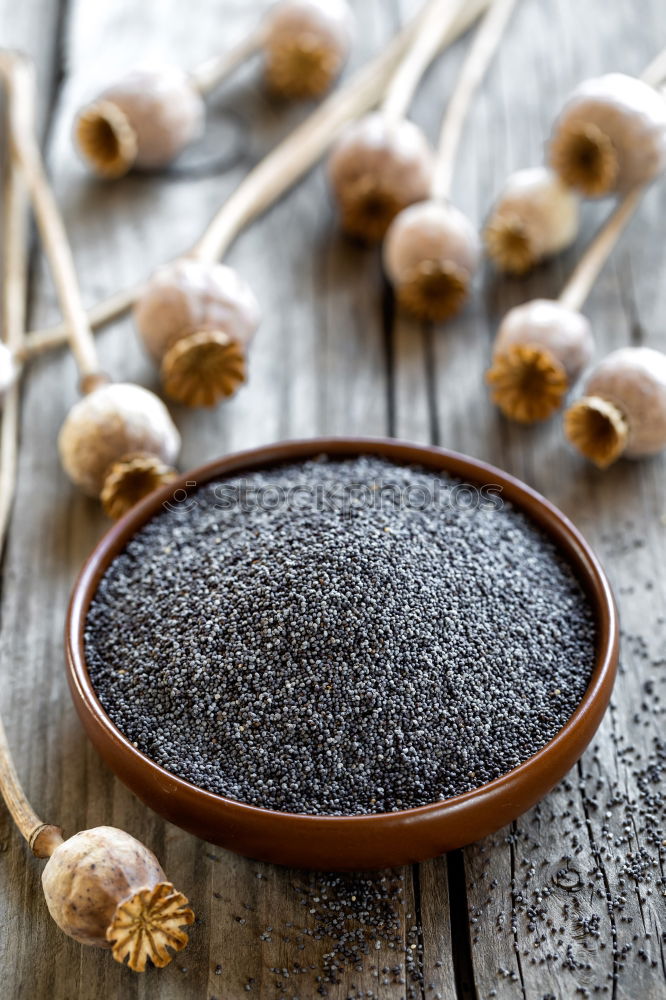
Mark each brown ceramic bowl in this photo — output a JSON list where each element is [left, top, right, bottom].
[[66, 438, 618, 870]]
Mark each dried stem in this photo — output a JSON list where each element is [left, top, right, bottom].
[[640, 43, 666, 87], [558, 186, 643, 312], [25, 284, 141, 359], [380, 0, 470, 124], [0, 56, 64, 862], [189, 26, 265, 94], [0, 52, 103, 388], [191, 53, 396, 259], [432, 0, 518, 202], [191, 0, 471, 261], [0, 81, 28, 549], [25, 0, 487, 341], [0, 717, 63, 858]]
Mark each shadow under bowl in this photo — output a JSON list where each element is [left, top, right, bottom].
[[65, 437, 619, 870]]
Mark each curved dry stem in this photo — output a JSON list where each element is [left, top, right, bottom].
[[640, 43, 666, 88], [0, 57, 29, 552], [190, 27, 264, 94], [74, 100, 137, 179], [161, 330, 247, 406], [559, 187, 644, 312], [0, 51, 103, 382], [381, 0, 474, 123], [486, 344, 569, 423], [564, 395, 629, 468], [25, 283, 142, 359], [550, 120, 618, 198], [265, 30, 343, 99], [433, 0, 518, 202], [100, 452, 178, 520], [0, 715, 64, 856], [396, 259, 470, 321], [107, 881, 194, 972], [0, 53, 63, 861], [484, 212, 536, 274]]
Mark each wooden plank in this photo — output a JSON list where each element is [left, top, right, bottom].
[[389, 0, 666, 996]]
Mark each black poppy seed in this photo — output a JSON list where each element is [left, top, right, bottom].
[[85, 456, 596, 815]]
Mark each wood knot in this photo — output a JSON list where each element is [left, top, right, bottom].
[[553, 867, 583, 892]]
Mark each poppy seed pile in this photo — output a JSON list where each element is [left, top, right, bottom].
[[85, 455, 596, 815]]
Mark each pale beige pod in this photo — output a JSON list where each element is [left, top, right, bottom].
[[565, 346, 666, 467], [134, 258, 261, 362], [549, 73, 666, 197], [133, 258, 261, 407], [383, 199, 481, 321], [42, 827, 194, 970], [328, 112, 434, 242], [487, 300, 594, 423], [74, 66, 205, 179], [262, 0, 355, 99], [484, 167, 580, 274], [57, 382, 181, 516]]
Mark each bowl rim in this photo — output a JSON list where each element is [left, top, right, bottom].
[[66, 436, 619, 826]]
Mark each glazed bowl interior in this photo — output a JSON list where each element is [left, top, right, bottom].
[[66, 437, 618, 870]]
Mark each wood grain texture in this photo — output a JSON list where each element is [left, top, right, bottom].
[[0, 0, 665, 997]]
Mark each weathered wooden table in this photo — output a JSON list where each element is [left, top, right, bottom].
[[1, 0, 665, 997]]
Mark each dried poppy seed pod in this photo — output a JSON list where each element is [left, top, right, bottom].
[[486, 300, 594, 423], [262, 0, 354, 99], [549, 73, 666, 198], [328, 112, 434, 242], [383, 199, 481, 321], [42, 827, 194, 971], [564, 346, 666, 468], [57, 381, 180, 518], [484, 167, 580, 274], [133, 258, 261, 407], [74, 66, 205, 179]]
